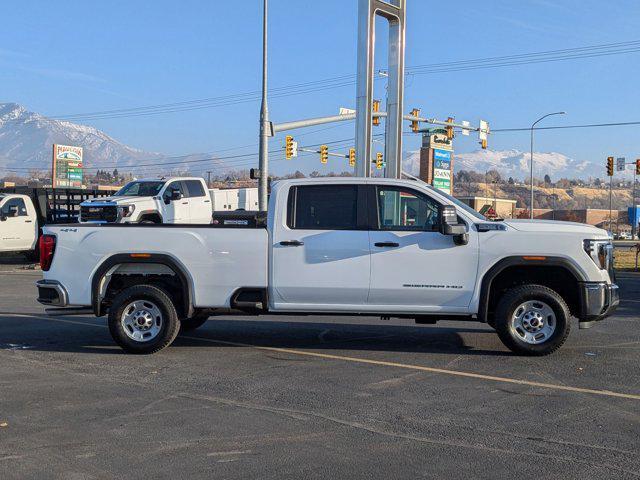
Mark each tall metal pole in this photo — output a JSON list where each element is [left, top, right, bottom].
[[633, 167, 637, 239], [258, 0, 269, 211], [530, 111, 566, 219], [609, 173, 613, 233]]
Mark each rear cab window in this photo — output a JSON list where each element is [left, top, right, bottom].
[[286, 184, 366, 230], [184, 180, 206, 198]]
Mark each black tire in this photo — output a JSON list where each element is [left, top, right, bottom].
[[139, 218, 160, 224], [494, 284, 571, 356], [108, 285, 180, 354], [180, 312, 210, 332]]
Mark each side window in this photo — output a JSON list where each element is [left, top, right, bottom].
[[1, 198, 27, 217], [288, 185, 358, 230], [163, 182, 184, 202], [376, 186, 439, 231], [185, 180, 205, 198]]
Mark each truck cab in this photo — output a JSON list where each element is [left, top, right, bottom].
[[0, 193, 38, 254], [80, 177, 212, 224]]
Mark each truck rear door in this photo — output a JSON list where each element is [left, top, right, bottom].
[[270, 183, 370, 310], [184, 180, 211, 223]]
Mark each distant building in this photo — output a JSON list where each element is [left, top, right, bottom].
[[456, 196, 517, 219]]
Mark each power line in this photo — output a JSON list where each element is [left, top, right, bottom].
[[4, 39, 640, 124], [492, 121, 640, 132]]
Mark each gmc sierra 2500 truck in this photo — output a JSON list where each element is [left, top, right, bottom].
[[36, 177, 618, 356]]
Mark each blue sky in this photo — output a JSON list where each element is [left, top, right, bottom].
[[1, 0, 640, 176]]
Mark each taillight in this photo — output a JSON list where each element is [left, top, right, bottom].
[[39, 235, 56, 271]]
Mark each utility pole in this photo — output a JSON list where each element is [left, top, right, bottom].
[[206, 171, 212, 188], [257, 0, 269, 211], [530, 111, 566, 219], [609, 173, 613, 233]]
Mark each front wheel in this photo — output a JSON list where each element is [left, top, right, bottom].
[[108, 285, 180, 354], [494, 284, 571, 356]]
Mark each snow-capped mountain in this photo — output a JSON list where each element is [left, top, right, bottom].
[[404, 148, 608, 180], [0, 102, 175, 172]]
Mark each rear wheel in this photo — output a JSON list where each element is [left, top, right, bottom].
[[108, 285, 180, 354], [180, 312, 210, 332], [494, 284, 571, 356]]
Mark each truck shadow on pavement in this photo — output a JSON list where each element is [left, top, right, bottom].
[[0, 314, 511, 356]]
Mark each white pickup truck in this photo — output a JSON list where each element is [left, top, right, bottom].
[[37, 177, 618, 356], [79, 177, 212, 224], [0, 193, 39, 256]]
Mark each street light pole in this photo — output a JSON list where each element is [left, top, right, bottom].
[[530, 111, 566, 219], [258, 0, 269, 211]]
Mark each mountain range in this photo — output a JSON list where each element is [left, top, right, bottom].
[[404, 148, 611, 181], [0, 102, 614, 180]]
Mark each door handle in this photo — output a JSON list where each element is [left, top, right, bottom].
[[25, 220, 33, 223], [280, 240, 304, 247], [374, 242, 400, 248], [181, 202, 189, 205]]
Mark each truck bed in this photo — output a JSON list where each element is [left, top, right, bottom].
[[42, 223, 268, 308]]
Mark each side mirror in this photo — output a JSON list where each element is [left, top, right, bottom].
[[438, 205, 468, 245], [0, 215, 6, 222], [164, 190, 182, 204]]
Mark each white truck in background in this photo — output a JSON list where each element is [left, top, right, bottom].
[[0, 188, 114, 257], [37, 177, 618, 356], [80, 178, 258, 224], [0, 193, 39, 256]]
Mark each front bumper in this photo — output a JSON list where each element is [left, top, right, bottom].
[[579, 282, 619, 329], [36, 280, 69, 307]]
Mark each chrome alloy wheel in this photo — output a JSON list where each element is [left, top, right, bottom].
[[121, 300, 163, 342], [510, 300, 556, 345]]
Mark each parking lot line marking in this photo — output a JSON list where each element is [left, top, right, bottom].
[[6, 313, 640, 401], [181, 336, 640, 401]]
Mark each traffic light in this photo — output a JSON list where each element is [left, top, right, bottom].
[[481, 139, 488, 150], [410, 108, 420, 133], [606, 156, 614, 176], [636, 159, 640, 175], [348, 148, 356, 167], [372, 100, 380, 126], [446, 117, 455, 140], [320, 145, 328, 164], [285, 135, 295, 160], [376, 152, 384, 170]]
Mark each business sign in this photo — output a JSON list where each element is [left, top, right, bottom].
[[432, 148, 452, 194], [426, 132, 453, 151], [52, 144, 83, 188]]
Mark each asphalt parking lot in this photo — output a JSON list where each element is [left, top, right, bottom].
[[1, 261, 639, 479]]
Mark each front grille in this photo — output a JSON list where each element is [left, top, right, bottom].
[[81, 205, 118, 223]]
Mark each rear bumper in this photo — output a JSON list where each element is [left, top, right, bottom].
[[36, 280, 69, 307], [579, 282, 619, 329]]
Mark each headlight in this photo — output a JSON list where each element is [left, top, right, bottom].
[[117, 205, 135, 218], [583, 239, 612, 270]]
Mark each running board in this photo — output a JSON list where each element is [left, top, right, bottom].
[[45, 307, 94, 317]]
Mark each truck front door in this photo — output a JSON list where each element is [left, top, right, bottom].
[[0, 197, 36, 252], [367, 185, 479, 312], [162, 181, 189, 223], [271, 184, 371, 310]]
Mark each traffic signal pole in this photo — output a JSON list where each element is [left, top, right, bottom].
[[258, 0, 270, 211]]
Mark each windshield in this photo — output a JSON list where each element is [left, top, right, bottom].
[[416, 179, 488, 221], [115, 181, 165, 197]]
